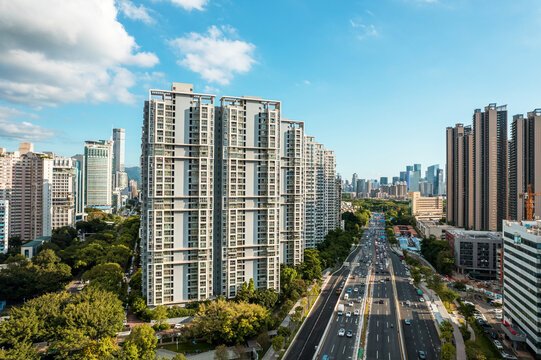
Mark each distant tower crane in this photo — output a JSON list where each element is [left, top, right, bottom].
[[519, 184, 541, 220]]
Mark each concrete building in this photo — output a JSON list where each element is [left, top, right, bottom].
[[502, 220, 541, 355], [416, 219, 455, 240], [21, 236, 51, 260], [113, 128, 125, 173], [0, 144, 53, 241], [445, 229, 502, 279], [279, 119, 304, 266], [129, 179, 138, 200], [71, 154, 86, 222], [509, 110, 541, 221], [473, 104, 508, 231], [217, 95, 281, 298], [446, 124, 474, 228], [141, 83, 214, 306], [409, 191, 444, 221], [84, 140, 113, 212], [380, 177, 388, 185], [0, 200, 8, 253], [50, 156, 77, 229]]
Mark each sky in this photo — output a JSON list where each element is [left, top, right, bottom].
[[1, 0, 541, 180]]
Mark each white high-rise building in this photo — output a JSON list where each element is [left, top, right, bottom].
[[72, 154, 86, 221], [0, 200, 8, 253], [113, 128, 125, 173], [502, 220, 541, 354], [84, 140, 113, 211], [216, 95, 281, 298], [49, 155, 78, 229], [141, 83, 214, 306], [279, 119, 304, 266]]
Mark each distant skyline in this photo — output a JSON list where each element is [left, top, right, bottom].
[[1, 0, 541, 177], [342, 162, 439, 182]]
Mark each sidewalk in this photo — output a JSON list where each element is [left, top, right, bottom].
[[420, 283, 466, 360]]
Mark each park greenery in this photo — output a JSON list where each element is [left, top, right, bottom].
[[420, 236, 455, 276]]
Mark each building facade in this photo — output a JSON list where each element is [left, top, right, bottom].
[[84, 140, 113, 211], [0, 200, 8, 253], [509, 110, 541, 221], [49, 156, 77, 229], [409, 191, 444, 221]]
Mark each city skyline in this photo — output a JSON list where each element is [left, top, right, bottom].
[[2, 1, 541, 177]]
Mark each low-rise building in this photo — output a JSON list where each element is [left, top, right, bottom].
[[417, 219, 456, 240], [445, 229, 502, 279], [20, 236, 51, 259], [409, 191, 444, 221]]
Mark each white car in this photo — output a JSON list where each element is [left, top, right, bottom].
[[493, 340, 503, 351], [354, 309, 360, 316], [349, 301, 354, 307], [346, 311, 352, 317], [495, 314, 503, 320], [419, 297, 424, 302], [338, 328, 346, 337], [354, 287, 359, 292], [501, 353, 518, 360]]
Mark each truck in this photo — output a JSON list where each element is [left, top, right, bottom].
[[337, 304, 345, 315]]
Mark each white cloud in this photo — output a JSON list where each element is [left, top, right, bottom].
[[118, 0, 154, 24], [0, 106, 54, 141], [0, 0, 158, 107], [202, 85, 220, 94], [168, 0, 208, 11], [169, 25, 256, 85], [303, 80, 311, 85], [350, 20, 378, 39]]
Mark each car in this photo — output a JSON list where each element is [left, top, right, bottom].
[[493, 340, 503, 350], [358, 296, 362, 302], [501, 353, 518, 360], [322, 355, 328, 360], [419, 297, 424, 302], [346, 311, 352, 317], [490, 331, 498, 339], [338, 328, 345, 337], [354, 287, 359, 292], [418, 350, 426, 359], [386, 277, 390, 281], [174, 323, 184, 329], [406, 300, 411, 306], [354, 309, 360, 316], [379, 299, 384, 304], [409, 281, 414, 285], [352, 276, 356, 279], [496, 314, 503, 319], [349, 301, 354, 307], [346, 330, 353, 338], [347, 288, 352, 293], [405, 319, 411, 325]]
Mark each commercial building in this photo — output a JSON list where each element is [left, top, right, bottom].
[[84, 140, 113, 212], [472, 104, 508, 231], [0, 200, 8, 253], [446, 123, 474, 229], [509, 110, 541, 221], [141, 83, 340, 306], [502, 220, 541, 355], [445, 229, 502, 279], [409, 191, 444, 221], [71, 154, 86, 221], [50, 156, 78, 229]]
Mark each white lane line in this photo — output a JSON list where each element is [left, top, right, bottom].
[[342, 346, 346, 354], [331, 344, 335, 353]]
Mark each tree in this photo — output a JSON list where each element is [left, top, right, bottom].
[[153, 305, 168, 327], [235, 279, 255, 303], [172, 354, 188, 360], [191, 298, 270, 344], [123, 324, 157, 360], [254, 289, 278, 308], [440, 342, 456, 360], [453, 281, 466, 292], [129, 269, 142, 294], [82, 263, 124, 295], [257, 332, 271, 349], [214, 344, 229, 360], [439, 321, 453, 334], [277, 326, 291, 338], [272, 336, 284, 352], [300, 249, 322, 281]]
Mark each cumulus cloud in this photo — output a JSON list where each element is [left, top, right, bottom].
[[169, 25, 256, 85], [0, 0, 158, 107], [0, 106, 55, 141], [168, 0, 208, 11], [118, 0, 154, 24]]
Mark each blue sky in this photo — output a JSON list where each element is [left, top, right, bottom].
[[1, 0, 541, 179]]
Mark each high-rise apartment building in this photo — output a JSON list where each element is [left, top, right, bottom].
[[50, 155, 77, 229], [84, 140, 113, 211], [141, 83, 214, 306], [279, 119, 305, 266], [0, 200, 8, 253], [446, 124, 474, 228], [473, 104, 508, 231], [72, 154, 86, 221], [0, 144, 53, 241], [509, 109, 541, 221], [216, 95, 281, 298], [141, 83, 340, 306], [113, 128, 125, 173]]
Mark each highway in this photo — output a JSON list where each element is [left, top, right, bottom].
[[389, 248, 441, 359], [365, 216, 402, 360], [283, 241, 364, 360], [315, 225, 375, 360]]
